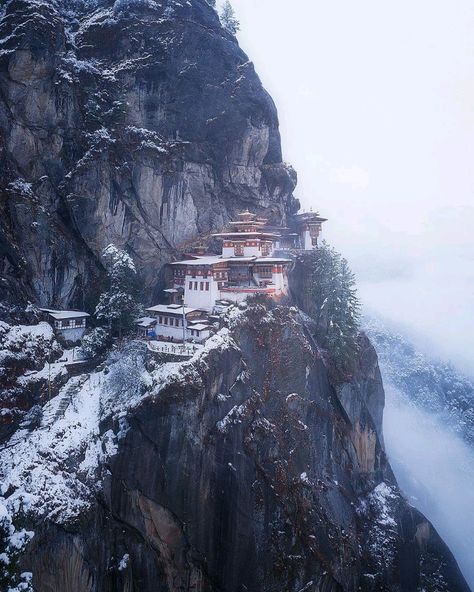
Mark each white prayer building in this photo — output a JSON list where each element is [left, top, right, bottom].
[[169, 210, 326, 312], [144, 304, 211, 343]]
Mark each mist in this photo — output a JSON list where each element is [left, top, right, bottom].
[[230, 0, 474, 372], [384, 384, 474, 588], [225, 0, 474, 581]]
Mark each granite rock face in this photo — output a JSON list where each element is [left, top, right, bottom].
[[0, 0, 297, 307], [16, 304, 470, 592]]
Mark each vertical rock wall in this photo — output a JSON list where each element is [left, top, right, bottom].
[[0, 0, 297, 306]]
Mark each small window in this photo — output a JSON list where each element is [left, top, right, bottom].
[[189, 281, 193, 290], [200, 282, 204, 291], [164, 317, 168, 325], [175, 319, 179, 327], [205, 283, 209, 291], [194, 282, 198, 290]]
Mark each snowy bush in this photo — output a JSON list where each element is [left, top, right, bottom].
[[107, 342, 150, 403], [0, 498, 34, 592], [80, 328, 111, 359], [0, 323, 61, 382]]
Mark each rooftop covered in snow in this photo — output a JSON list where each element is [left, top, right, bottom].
[[40, 308, 90, 320]]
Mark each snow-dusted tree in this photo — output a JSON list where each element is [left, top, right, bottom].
[[303, 242, 360, 371], [107, 341, 149, 403], [95, 244, 141, 337], [80, 327, 111, 359], [324, 257, 360, 370], [220, 0, 239, 34], [207, 0, 216, 6], [0, 499, 34, 592]]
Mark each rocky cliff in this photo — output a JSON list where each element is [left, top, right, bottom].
[[0, 0, 297, 307], [0, 301, 469, 591], [0, 2, 470, 590]]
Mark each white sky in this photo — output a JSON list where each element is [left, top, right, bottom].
[[230, 0, 474, 372]]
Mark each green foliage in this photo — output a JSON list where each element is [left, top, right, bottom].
[[302, 241, 361, 371]]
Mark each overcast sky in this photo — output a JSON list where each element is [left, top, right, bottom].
[[230, 0, 474, 372]]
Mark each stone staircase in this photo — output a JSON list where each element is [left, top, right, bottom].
[[41, 375, 89, 428]]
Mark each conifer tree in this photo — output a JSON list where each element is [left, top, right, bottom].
[[303, 241, 361, 371], [95, 244, 141, 337], [220, 0, 240, 34]]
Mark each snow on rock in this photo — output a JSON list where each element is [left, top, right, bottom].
[[0, 327, 237, 526], [300, 471, 311, 485], [0, 321, 62, 417], [358, 481, 399, 569], [118, 552, 130, 571], [0, 496, 34, 592], [217, 403, 247, 433]]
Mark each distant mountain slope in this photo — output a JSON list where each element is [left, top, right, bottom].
[[364, 316, 474, 446]]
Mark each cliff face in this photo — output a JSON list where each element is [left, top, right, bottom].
[[0, 0, 297, 307], [1, 302, 467, 592], [0, 2, 470, 590]]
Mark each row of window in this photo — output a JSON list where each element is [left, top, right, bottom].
[[189, 328, 205, 337], [158, 316, 182, 327], [188, 281, 210, 291], [55, 319, 86, 329]]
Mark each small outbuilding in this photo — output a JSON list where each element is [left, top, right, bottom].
[[187, 323, 211, 343], [40, 308, 90, 343], [146, 304, 207, 342], [135, 316, 157, 338]]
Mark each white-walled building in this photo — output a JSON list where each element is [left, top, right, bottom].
[[293, 212, 327, 250], [40, 309, 90, 343], [145, 304, 210, 343], [167, 210, 327, 313], [170, 212, 294, 312]]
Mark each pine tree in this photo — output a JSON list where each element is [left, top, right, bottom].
[[95, 244, 141, 337], [220, 0, 239, 34], [304, 242, 360, 372]]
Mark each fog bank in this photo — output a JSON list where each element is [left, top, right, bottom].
[[384, 384, 474, 588]]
